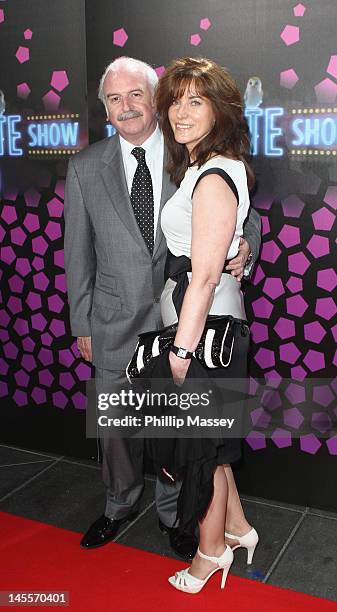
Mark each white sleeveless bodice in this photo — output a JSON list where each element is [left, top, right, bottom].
[[160, 156, 250, 326]]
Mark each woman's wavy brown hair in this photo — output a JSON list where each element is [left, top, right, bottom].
[[155, 57, 254, 188]]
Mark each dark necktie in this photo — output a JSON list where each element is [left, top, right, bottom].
[[130, 147, 154, 254]]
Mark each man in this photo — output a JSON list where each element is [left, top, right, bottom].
[[64, 57, 261, 559]]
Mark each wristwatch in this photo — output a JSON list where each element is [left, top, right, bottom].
[[170, 345, 193, 359]]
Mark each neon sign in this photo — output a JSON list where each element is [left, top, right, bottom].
[[291, 113, 337, 147], [0, 113, 80, 156], [2, 108, 337, 158], [245, 107, 284, 156], [106, 125, 116, 137], [0, 115, 22, 156], [27, 122, 78, 147]]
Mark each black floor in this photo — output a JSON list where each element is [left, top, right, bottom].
[[0, 444, 336, 603]]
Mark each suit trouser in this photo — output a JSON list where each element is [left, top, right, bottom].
[[95, 367, 181, 527]]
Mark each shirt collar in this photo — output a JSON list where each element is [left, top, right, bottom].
[[119, 123, 162, 160]]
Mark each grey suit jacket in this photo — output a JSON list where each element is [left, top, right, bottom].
[[64, 134, 261, 370], [243, 205, 261, 279]]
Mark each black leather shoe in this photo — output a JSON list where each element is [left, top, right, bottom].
[[158, 519, 198, 560], [81, 512, 138, 549]]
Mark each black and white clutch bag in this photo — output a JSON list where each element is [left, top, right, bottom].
[[126, 315, 248, 381]]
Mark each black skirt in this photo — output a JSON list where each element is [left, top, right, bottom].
[[143, 319, 250, 533]]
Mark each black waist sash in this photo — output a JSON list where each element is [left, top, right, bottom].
[[164, 250, 232, 317]]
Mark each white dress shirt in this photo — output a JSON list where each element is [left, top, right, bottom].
[[119, 124, 164, 236]]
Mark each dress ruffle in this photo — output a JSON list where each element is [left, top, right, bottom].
[[143, 350, 242, 533]]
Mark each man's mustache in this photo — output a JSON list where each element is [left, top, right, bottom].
[[117, 110, 143, 121]]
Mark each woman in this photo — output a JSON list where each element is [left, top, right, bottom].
[[149, 57, 258, 593]]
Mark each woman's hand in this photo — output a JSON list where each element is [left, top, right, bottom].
[[169, 350, 191, 386]]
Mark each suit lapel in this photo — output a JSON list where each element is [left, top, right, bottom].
[[101, 137, 176, 260], [100, 135, 150, 255]]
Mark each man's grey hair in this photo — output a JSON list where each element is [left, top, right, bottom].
[[98, 57, 158, 111]]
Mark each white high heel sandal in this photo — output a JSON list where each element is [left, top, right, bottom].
[[225, 528, 259, 564], [168, 545, 234, 594]]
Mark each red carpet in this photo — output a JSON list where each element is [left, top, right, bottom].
[[0, 512, 336, 611]]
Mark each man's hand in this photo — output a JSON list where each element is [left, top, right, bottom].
[[225, 238, 251, 282], [77, 336, 92, 362]]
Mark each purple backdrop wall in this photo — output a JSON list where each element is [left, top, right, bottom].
[[0, 0, 336, 507]]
